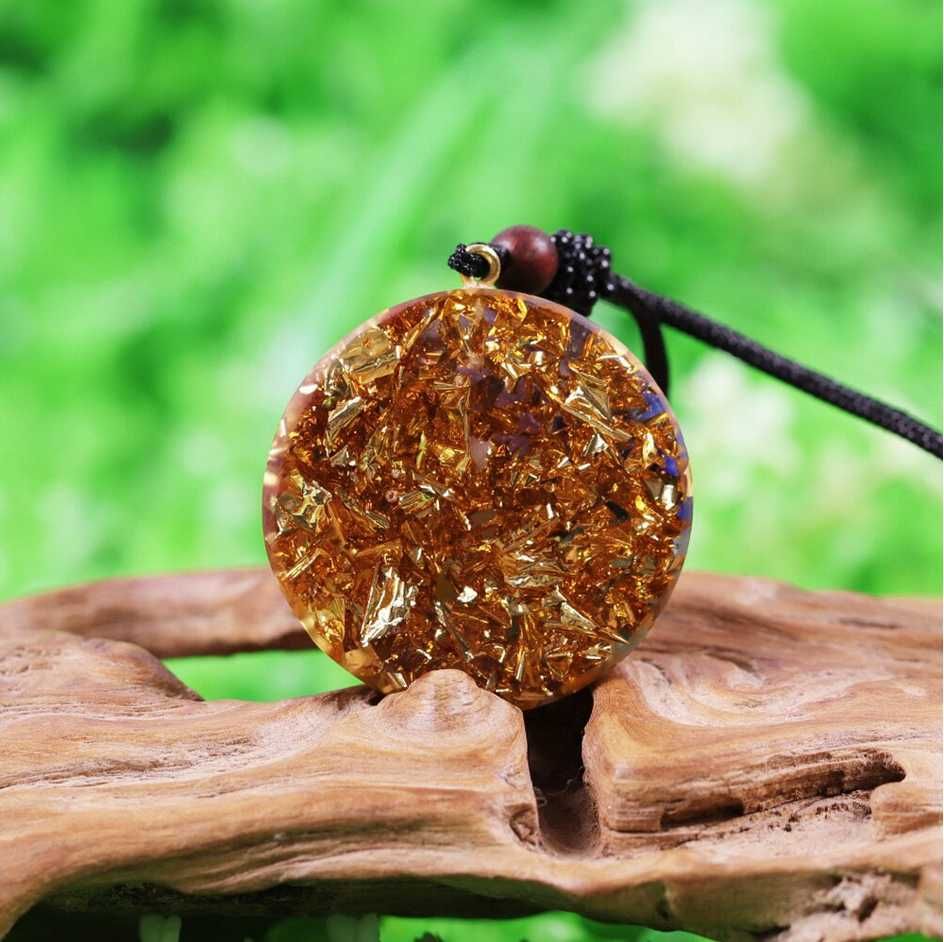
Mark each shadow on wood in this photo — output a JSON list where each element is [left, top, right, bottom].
[[0, 570, 940, 941]]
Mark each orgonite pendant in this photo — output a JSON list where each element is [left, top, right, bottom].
[[263, 287, 692, 709]]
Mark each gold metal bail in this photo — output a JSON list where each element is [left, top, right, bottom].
[[460, 243, 502, 288]]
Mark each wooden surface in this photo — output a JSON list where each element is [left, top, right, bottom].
[[0, 569, 940, 941]]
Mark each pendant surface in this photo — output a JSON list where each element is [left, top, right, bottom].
[[263, 287, 692, 708]]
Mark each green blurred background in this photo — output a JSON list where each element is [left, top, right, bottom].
[[1, 0, 940, 940]]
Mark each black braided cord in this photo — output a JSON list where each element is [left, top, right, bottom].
[[448, 232, 942, 460]]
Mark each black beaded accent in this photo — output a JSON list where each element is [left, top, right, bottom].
[[447, 244, 488, 279], [542, 230, 670, 394], [448, 243, 510, 281], [543, 230, 613, 317]]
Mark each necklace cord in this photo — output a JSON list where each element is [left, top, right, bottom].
[[448, 230, 943, 460]]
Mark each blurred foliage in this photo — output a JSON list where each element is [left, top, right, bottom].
[[0, 0, 940, 940], [1, 0, 940, 603]]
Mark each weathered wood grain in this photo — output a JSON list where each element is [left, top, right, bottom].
[[0, 568, 306, 657], [0, 570, 939, 941]]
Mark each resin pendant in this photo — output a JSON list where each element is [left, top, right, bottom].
[[263, 287, 692, 709]]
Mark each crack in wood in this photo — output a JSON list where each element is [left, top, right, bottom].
[[524, 687, 598, 854]]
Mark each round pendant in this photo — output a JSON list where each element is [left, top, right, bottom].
[[263, 287, 692, 709]]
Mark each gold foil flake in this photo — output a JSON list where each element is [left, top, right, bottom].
[[513, 645, 527, 682], [329, 445, 352, 467], [606, 598, 638, 630], [326, 395, 365, 448], [598, 351, 635, 371], [360, 565, 416, 646], [567, 367, 612, 419], [286, 549, 321, 581], [398, 488, 437, 516], [499, 550, 566, 589], [400, 303, 439, 354], [263, 287, 691, 709], [384, 670, 409, 690], [400, 519, 423, 547], [583, 432, 608, 457], [544, 649, 574, 681], [557, 597, 596, 634], [340, 325, 400, 383], [354, 539, 402, 562], [558, 599, 626, 646], [339, 493, 389, 531], [325, 501, 348, 546], [271, 495, 299, 537], [546, 379, 632, 445], [582, 644, 609, 663], [313, 596, 346, 647], [447, 625, 474, 661], [415, 474, 453, 500], [415, 431, 428, 470], [431, 377, 471, 400], [360, 422, 394, 475], [322, 358, 352, 402], [276, 473, 333, 533], [641, 430, 658, 466], [510, 456, 542, 489], [432, 442, 471, 474]]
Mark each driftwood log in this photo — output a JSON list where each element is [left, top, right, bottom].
[[0, 569, 939, 941]]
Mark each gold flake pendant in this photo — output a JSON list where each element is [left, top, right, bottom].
[[263, 274, 692, 709]]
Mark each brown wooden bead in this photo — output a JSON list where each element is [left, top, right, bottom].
[[491, 225, 559, 294]]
